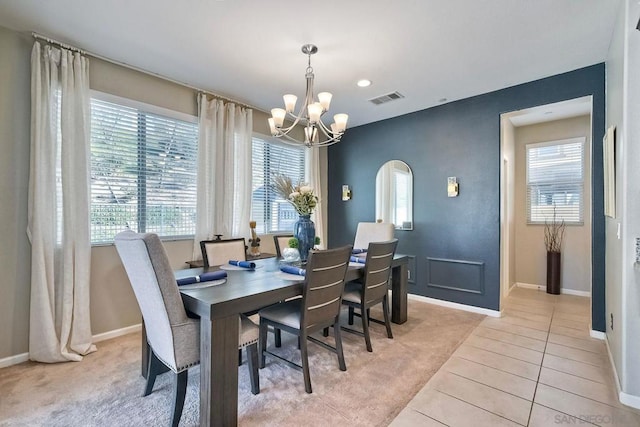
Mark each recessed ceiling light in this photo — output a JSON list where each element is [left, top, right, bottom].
[[357, 79, 371, 87]]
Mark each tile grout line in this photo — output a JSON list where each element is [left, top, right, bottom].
[[525, 297, 553, 427], [472, 331, 546, 352], [435, 389, 528, 426], [451, 354, 541, 383], [462, 342, 542, 366], [445, 370, 534, 402]]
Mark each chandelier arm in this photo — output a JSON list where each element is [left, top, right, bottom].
[[315, 119, 335, 136]]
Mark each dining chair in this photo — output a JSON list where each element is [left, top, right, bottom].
[[353, 222, 395, 251], [200, 237, 247, 268], [341, 239, 398, 352], [273, 234, 294, 258], [114, 230, 260, 427], [258, 245, 352, 393]]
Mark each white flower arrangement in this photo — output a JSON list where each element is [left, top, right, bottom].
[[273, 175, 318, 216]]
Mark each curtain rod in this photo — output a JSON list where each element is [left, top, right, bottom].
[[31, 32, 260, 112]]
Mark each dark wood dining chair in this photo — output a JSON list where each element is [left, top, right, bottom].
[[273, 234, 294, 258], [200, 237, 247, 268], [115, 230, 260, 427], [258, 245, 352, 393], [341, 239, 398, 352]]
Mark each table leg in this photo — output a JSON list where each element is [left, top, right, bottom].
[[391, 262, 408, 324], [199, 314, 240, 427]]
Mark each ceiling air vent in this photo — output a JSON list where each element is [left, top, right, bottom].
[[368, 91, 405, 105]]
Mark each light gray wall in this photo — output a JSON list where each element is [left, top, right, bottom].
[[0, 27, 32, 360], [605, 0, 625, 393], [606, 0, 640, 402], [513, 116, 592, 294], [499, 117, 516, 306], [619, 0, 640, 399]]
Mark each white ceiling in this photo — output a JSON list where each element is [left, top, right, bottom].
[[0, 0, 620, 128]]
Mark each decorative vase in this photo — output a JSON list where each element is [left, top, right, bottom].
[[546, 251, 561, 295], [282, 247, 300, 263], [294, 214, 315, 263]]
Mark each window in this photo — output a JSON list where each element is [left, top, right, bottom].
[[90, 94, 198, 244], [251, 136, 305, 233], [526, 138, 585, 224]]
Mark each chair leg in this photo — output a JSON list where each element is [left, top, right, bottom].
[[382, 296, 394, 339], [361, 305, 373, 352], [171, 370, 188, 427], [144, 350, 162, 396], [348, 306, 354, 325], [274, 328, 282, 348], [300, 333, 312, 393], [246, 343, 260, 395], [333, 320, 347, 371], [259, 320, 268, 369], [322, 327, 329, 337]]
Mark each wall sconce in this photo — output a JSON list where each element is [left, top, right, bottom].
[[448, 177, 459, 197], [342, 184, 352, 201]]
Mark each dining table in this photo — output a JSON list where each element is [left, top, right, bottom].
[[165, 254, 408, 426]]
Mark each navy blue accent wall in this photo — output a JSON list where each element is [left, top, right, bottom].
[[328, 64, 605, 331]]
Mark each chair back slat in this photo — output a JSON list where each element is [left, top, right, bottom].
[[301, 246, 352, 331], [200, 238, 246, 267], [362, 239, 398, 305]]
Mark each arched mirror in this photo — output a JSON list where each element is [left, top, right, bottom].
[[375, 160, 413, 230]]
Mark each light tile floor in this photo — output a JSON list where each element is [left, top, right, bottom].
[[390, 287, 640, 427]]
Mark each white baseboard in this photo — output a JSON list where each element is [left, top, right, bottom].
[[515, 282, 591, 297], [590, 330, 606, 340], [620, 391, 640, 410], [561, 288, 591, 297], [93, 323, 141, 343], [0, 323, 142, 369], [0, 352, 29, 369], [409, 294, 501, 317], [516, 282, 545, 291], [604, 333, 640, 410]]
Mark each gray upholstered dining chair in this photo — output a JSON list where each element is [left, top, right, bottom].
[[114, 230, 260, 427], [353, 222, 395, 251], [273, 234, 293, 258], [258, 245, 352, 393], [342, 239, 398, 352], [200, 237, 247, 268]]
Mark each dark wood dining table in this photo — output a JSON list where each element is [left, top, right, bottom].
[[172, 254, 409, 427]]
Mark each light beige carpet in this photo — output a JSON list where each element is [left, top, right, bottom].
[[0, 300, 484, 426]]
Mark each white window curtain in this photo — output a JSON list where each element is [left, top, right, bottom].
[[27, 41, 96, 362], [192, 94, 253, 260], [306, 146, 326, 248]]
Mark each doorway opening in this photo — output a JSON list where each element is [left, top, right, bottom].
[[500, 96, 594, 312]]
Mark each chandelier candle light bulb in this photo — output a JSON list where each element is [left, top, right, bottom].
[[269, 44, 348, 147]]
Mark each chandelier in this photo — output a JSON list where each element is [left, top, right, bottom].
[[268, 44, 348, 147]]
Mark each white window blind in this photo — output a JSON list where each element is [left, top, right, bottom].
[[90, 96, 198, 243], [251, 136, 305, 233], [526, 138, 585, 224]]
